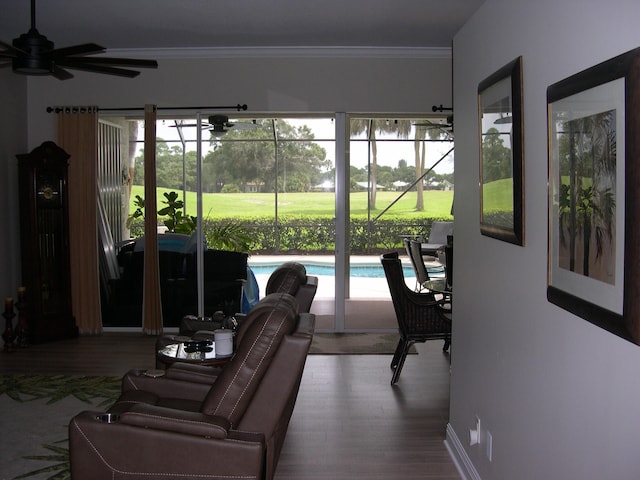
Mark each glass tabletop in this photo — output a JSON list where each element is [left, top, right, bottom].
[[159, 341, 218, 361], [423, 278, 451, 295]]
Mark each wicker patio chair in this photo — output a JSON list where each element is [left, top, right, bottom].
[[380, 251, 452, 385]]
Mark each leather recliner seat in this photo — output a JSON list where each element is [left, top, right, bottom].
[[69, 292, 315, 480]]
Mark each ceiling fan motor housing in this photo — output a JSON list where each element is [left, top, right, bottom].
[[209, 114, 230, 125], [13, 29, 54, 74]]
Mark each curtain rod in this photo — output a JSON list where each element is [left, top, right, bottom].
[[46, 104, 248, 113]]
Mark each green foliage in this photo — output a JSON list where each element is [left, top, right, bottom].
[[158, 191, 197, 234], [221, 183, 241, 193], [482, 127, 512, 182], [204, 219, 253, 252], [482, 210, 514, 230], [127, 191, 197, 235], [126, 194, 145, 229], [134, 141, 198, 190], [126, 188, 454, 253], [131, 215, 450, 254]]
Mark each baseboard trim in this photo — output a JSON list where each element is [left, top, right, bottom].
[[444, 423, 482, 480]]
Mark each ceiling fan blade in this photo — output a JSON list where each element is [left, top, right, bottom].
[[0, 40, 25, 56], [170, 123, 205, 128], [65, 56, 158, 68], [56, 60, 141, 78], [52, 65, 74, 80], [51, 43, 105, 58], [229, 122, 257, 131]]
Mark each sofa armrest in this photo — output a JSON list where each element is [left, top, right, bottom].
[[121, 369, 213, 401], [164, 362, 222, 385], [119, 404, 231, 438], [70, 410, 265, 480]]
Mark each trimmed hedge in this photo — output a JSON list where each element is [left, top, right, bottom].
[[129, 216, 452, 254]]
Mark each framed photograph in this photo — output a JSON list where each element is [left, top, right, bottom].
[[547, 47, 640, 345], [478, 56, 524, 245]]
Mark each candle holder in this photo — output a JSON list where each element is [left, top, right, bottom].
[[2, 307, 16, 353]]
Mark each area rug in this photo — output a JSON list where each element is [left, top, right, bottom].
[[309, 332, 415, 355], [0, 375, 121, 480]]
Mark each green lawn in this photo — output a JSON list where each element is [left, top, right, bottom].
[[482, 178, 513, 212], [134, 186, 454, 219]]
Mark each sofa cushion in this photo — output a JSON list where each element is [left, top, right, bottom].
[[200, 293, 297, 426]]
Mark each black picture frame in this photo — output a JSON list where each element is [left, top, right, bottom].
[[478, 56, 524, 245], [547, 47, 640, 345]]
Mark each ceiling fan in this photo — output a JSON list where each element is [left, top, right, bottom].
[[412, 104, 454, 135], [173, 115, 258, 136], [0, 0, 158, 80], [412, 116, 454, 135]]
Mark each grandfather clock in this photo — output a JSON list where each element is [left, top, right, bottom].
[[17, 141, 77, 343]]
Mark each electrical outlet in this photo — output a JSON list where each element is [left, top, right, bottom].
[[486, 430, 493, 462], [469, 416, 481, 446]]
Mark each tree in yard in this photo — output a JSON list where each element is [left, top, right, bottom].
[[133, 139, 198, 191], [207, 119, 330, 192], [481, 127, 512, 183]]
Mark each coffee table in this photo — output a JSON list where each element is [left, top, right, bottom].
[[157, 341, 232, 368]]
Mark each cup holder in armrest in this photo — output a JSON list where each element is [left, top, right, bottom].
[[96, 413, 120, 423]]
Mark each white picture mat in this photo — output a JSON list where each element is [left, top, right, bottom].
[[548, 77, 625, 314]]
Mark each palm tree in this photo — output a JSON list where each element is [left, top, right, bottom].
[[559, 111, 616, 278], [350, 119, 379, 208]]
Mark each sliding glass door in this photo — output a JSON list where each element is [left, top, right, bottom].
[[98, 112, 336, 328], [345, 116, 454, 330]]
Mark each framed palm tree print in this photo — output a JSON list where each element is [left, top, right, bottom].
[[547, 47, 640, 345]]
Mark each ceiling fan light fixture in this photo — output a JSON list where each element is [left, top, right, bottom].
[[13, 55, 53, 75], [13, 59, 51, 75]]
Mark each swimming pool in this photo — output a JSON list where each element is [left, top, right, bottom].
[[248, 262, 443, 279]]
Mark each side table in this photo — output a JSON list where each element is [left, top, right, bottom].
[[157, 341, 232, 368]]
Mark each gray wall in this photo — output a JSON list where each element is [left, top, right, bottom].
[[449, 1, 640, 478], [24, 54, 452, 146], [0, 71, 27, 330]]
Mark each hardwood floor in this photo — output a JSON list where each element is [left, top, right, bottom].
[[0, 334, 460, 479]]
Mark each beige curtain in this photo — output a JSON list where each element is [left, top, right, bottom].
[[56, 106, 102, 335], [143, 104, 163, 335]]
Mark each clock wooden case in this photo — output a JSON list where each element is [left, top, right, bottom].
[[17, 141, 77, 343]]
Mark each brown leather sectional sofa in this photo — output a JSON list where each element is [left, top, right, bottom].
[[69, 292, 315, 480]]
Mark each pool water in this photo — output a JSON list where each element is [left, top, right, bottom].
[[249, 262, 442, 279]]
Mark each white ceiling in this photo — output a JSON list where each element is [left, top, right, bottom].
[[1, 0, 485, 52]]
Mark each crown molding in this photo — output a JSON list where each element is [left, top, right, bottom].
[[104, 45, 452, 60]]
